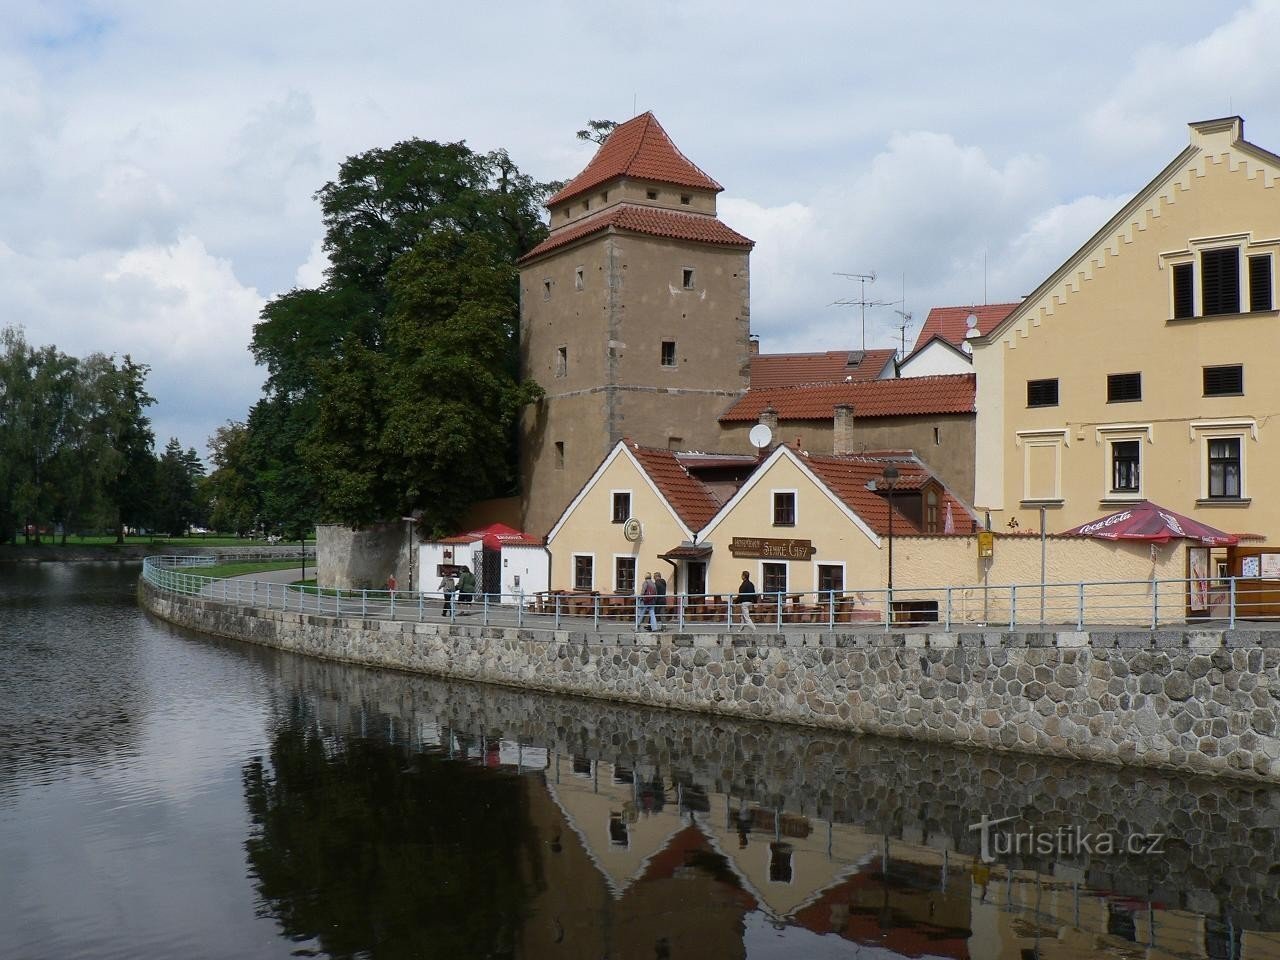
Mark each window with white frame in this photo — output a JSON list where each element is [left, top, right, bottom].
[[772, 490, 796, 527], [611, 491, 631, 524], [614, 556, 636, 593], [1207, 437, 1242, 499], [761, 562, 787, 596], [1190, 420, 1254, 502], [573, 554, 594, 590], [1168, 241, 1275, 319], [1110, 440, 1140, 494], [817, 564, 844, 596]]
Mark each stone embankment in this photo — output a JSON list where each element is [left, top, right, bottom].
[[138, 579, 1280, 783]]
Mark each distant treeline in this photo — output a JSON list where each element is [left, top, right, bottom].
[[0, 326, 206, 544]]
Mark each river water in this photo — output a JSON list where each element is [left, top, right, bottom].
[[2, 562, 1279, 960]]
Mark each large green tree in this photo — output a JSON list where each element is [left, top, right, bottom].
[[248, 138, 551, 535]]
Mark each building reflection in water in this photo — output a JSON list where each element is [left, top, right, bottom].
[[241, 657, 1280, 960]]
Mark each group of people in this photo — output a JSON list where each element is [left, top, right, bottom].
[[434, 567, 478, 616], [635, 569, 760, 632]]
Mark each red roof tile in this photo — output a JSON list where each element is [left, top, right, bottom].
[[518, 203, 752, 265], [627, 443, 723, 531], [911, 303, 1021, 353], [719, 374, 976, 422], [547, 113, 722, 207], [749, 348, 895, 388], [802, 452, 978, 536]]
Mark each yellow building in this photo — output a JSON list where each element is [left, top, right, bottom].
[[974, 116, 1280, 542]]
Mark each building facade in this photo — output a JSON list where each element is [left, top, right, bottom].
[[517, 113, 754, 537], [974, 117, 1280, 540]]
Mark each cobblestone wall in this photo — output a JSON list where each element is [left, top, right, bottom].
[[139, 580, 1280, 784]]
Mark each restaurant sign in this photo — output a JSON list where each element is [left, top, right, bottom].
[[729, 537, 817, 560]]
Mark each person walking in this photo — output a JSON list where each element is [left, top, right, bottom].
[[457, 567, 476, 615], [638, 573, 660, 631], [386, 573, 397, 599], [654, 571, 668, 624], [437, 570, 457, 617], [735, 570, 757, 631]]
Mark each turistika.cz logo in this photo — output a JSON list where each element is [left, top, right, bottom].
[[968, 815, 1165, 864]]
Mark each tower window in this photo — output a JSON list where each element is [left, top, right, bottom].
[[555, 442, 565, 469], [661, 340, 676, 367], [646, 189, 658, 200], [601, 190, 609, 203], [543, 279, 551, 300], [582, 200, 590, 212], [680, 194, 691, 205], [556, 346, 567, 377], [681, 268, 695, 290], [574, 267, 584, 291]]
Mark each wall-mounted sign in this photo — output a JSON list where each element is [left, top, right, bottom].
[[623, 518, 643, 542], [977, 531, 994, 559], [729, 537, 816, 560]]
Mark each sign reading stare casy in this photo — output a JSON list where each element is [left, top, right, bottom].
[[729, 537, 817, 560]]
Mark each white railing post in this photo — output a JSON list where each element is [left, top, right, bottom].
[[594, 596, 600, 631], [678, 594, 685, 632], [518, 593, 524, 628], [1010, 585, 1018, 628], [555, 594, 561, 630], [1077, 582, 1085, 631], [362, 589, 367, 618], [336, 589, 341, 617], [776, 592, 782, 630], [945, 587, 952, 632], [726, 593, 732, 631], [1229, 577, 1237, 628], [483, 593, 489, 626], [1151, 579, 1158, 629], [884, 590, 891, 633]]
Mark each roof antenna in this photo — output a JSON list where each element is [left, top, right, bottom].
[[983, 249, 988, 305], [633, 93, 637, 117], [832, 271, 891, 351]]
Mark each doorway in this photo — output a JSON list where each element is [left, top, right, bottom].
[[685, 561, 707, 598]]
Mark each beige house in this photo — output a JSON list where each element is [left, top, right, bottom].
[[517, 112, 754, 538], [974, 116, 1280, 542]]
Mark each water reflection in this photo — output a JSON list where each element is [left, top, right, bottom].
[[249, 653, 1280, 959]]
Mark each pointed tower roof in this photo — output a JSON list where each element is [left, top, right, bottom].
[[547, 112, 723, 207]]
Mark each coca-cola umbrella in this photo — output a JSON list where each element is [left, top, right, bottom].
[[1059, 500, 1238, 545]]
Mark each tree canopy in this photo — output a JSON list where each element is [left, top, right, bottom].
[[246, 137, 552, 536]]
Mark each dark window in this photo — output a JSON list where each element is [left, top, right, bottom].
[[762, 562, 787, 595], [1027, 378, 1059, 407], [573, 555, 593, 590], [773, 491, 796, 526], [1107, 372, 1142, 403], [681, 268, 695, 289], [611, 491, 631, 523], [1208, 438, 1241, 499], [614, 556, 636, 593], [609, 812, 628, 847], [582, 200, 590, 212], [556, 346, 567, 377], [572, 755, 592, 775], [1172, 263, 1194, 318], [646, 189, 658, 200], [574, 267, 584, 290], [1250, 254, 1273, 311], [680, 194, 691, 205], [769, 842, 794, 883], [1202, 247, 1240, 316], [817, 564, 844, 595], [1111, 440, 1140, 492], [1203, 364, 1243, 396], [601, 190, 608, 203], [554, 441, 565, 469], [661, 340, 676, 367], [543, 279, 552, 299], [925, 488, 939, 532]]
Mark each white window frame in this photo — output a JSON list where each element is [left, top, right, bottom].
[[758, 560, 788, 600], [813, 560, 846, 598], [612, 553, 638, 593], [1015, 428, 1069, 504], [681, 266, 695, 290], [609, 489, 632, 524], [1095, 423, 1153, 503], [1190, 420, 1254, 501], [771, 488, 798, 527], [571, 552, 595, 591]]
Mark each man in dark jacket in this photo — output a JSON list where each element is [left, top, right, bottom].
[[734, 570, 757, 631], [654, 571, 668, 623]]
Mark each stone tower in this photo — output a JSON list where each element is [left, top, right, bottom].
[[517, 113, 754, 536]]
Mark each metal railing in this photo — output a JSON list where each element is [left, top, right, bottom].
[[142, 555, 1270, 633]]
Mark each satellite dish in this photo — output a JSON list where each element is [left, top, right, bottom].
[[749, 423, 773, 449], [623, 518, 642, 542], [964, 313, 981, 339]]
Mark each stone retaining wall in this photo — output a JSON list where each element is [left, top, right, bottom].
[[138, 580, 1280, 783]]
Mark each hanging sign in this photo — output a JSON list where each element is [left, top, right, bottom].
[[977, 531, 994, 559], [729, 537, 817, 560]]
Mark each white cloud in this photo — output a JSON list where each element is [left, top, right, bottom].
[[294, 238, 329, 290]]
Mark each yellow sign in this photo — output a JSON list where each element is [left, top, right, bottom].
[[977, 531, 994, 559]]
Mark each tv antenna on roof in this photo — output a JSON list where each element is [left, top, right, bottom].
[[832, 271, 892, 351], [893, 309, 913, 357]]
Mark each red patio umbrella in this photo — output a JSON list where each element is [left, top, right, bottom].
[[1059, 500, 1238, 545]]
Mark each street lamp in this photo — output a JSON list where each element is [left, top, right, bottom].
[[882, 466, 899, 602]]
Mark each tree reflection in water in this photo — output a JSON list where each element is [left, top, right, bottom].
[[242, 695, 542, 959]]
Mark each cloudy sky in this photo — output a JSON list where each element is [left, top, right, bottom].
[[3, 0, 1278, 456]]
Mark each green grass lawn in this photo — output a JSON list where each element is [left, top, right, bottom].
[[5, 535, 313, 549], [182, 560, 308, 579]]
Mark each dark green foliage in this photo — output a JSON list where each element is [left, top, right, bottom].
[[247, 137, 551, 534], [243, 698, 541, 958]]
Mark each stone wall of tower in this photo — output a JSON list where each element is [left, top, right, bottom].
[[518, 232, 751, 537]]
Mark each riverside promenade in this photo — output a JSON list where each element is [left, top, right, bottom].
[[140, 559, 1280, 784]]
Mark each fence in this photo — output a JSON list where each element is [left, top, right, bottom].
[[142, 555, 1273, 632]]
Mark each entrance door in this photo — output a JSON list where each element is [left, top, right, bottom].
[[480, 546, 501, 596], [685, 561, 707, 598]]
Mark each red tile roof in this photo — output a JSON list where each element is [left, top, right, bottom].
[[749, 348, 895, 388], [547, 113, 722, 208], [911, 302, 1021, 353], [802, 452, 978, 536], [627, 442, 723, 531], [719, 374, 976, 422], [518, 203, 752, 265]]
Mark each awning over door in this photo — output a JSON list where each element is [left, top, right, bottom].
[[659, 544, 713, 562]]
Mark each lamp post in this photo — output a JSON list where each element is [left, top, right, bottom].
[[882, 465, 899, 606]]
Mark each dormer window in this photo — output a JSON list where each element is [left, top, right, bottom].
[[601, 190, 609, 203], [646, 189, 658, 200], [680, 194, 691, 205], [582, 199, 590, 212]]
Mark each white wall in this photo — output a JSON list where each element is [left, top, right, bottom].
[[417, 541, 482, 592], [897, 342, 971, 378], [501, 544, 550, 598]]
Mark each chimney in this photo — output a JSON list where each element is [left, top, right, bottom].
[[833, 404, 855, 456], [758, 405, 778, 435], [749, 335, 760, 356]]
